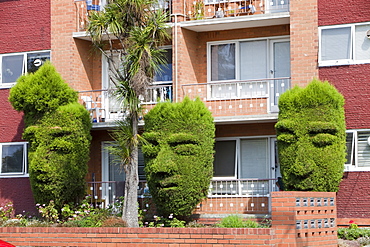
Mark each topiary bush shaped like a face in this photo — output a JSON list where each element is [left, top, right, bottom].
[[275, 79, 346, 192], [142, 97, 215, 218]]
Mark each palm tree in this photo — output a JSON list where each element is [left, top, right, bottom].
[[87, 0, 170, 227]]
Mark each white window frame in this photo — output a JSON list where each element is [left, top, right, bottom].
[[0, 50, 51, 88], [319, 22, 370, 67], [207, 36, 290, 101], [0, 142, 28, 177], [345, 129, 370, 171], [213, 136, 275, 180]]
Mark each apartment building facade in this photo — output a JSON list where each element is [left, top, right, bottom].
[[1, 0, 370, 220]]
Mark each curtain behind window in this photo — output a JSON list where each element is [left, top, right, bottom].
[[240, 139, 268, 179]]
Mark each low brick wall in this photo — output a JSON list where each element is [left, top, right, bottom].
[[0, 191, 338, 247], [0, 227, 274, 246]]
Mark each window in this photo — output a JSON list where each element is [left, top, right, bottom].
[[213, 138, 270, 179], [319, 23, 370, 66], [345, 130, 370, 171], [0, 142, 28, 176], [153, 48, 172, 83], [208, 38, 290, 101], [0, 51, 50, 87]]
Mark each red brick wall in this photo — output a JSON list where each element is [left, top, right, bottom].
[[0, 178, 35, 216], [0, 91, 24, 142], [0, 227, 275, 246], [51, 0, 99, 92], [0, 0, 51, 53], [319, 65, 370, 129], [337, 172, 370, 219], [318, 0, 370, 26]]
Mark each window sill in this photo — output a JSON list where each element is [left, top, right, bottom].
[[0, 174, 29, 178], [0, 83, 16, 89], [319, 60, 370, 67]]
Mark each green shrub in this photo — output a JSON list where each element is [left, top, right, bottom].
[[275, 79, 346, 192], [215, 215, 259, 228], [9, 61, 77, 127], [338, 228, 370, 240], [24, 103, 91, 209], [9, 62, 91, 209], [142, 97, 215, 218]]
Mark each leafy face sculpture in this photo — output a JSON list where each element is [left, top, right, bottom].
[[142, 98, 215, 217], [275, 80, 346, 192]]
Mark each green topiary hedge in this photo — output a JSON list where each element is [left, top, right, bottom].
[[142, 97, 215, 218], [9, 61, 77, 127], [9, 62, 91, 209], [275, 79, 346, 192]]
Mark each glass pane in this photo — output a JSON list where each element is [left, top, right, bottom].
[[211, 43, 235, 81], [107, 54, 123, 113], [214, 140, 236, 177], [154, 49, 172, 82], [355, 25, 370, 61], [108, 152, 125, 182], [357, 131, 370, 167], [2, 55, 24, 83], [240, 139, 268, 178], [211, 83, 237, 98], [239, 81, 268, 98], [274, 41, 291, 78], [2, 144, 24, 173], [240, 40, 267, 80], [321, 27, 351, 61], [27, 52, 50, 73], [268, 0, 290, 13], [345, 132, 354, 165]]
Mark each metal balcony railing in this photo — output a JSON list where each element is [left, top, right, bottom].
[[87, 180, 149, 208], [78, 83, 173, 123], [87, 178, 277, 215], [181, 77, 290, 118], [194, 178, 278, 214]]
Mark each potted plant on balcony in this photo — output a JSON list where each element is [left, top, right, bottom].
[[191, 0, 204, 20]]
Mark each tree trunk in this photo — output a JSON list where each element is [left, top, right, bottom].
[[122, 116, 139, 227]]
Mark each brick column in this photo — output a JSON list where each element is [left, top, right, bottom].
[[290, 0, 319, 87], [272, 191, 338, 247]]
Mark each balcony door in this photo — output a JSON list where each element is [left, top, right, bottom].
[[101, 143, 126, 206], [270, 40, 290, 112], [102, 53, 125, 121]]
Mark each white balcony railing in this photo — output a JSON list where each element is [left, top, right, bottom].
[[78, 83, 173, 123], [87, 180, 149, 208], [209, 178, 277, 197], [181, 77, 290, 118], [87, 178, 277, 215]]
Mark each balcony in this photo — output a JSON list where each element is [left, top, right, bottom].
[[180, 77, 290, 121], [78, 83, 172, 124], [73, 0, 289, 34], [185, 0, 289, 20], [88, 178, 277, 215]]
